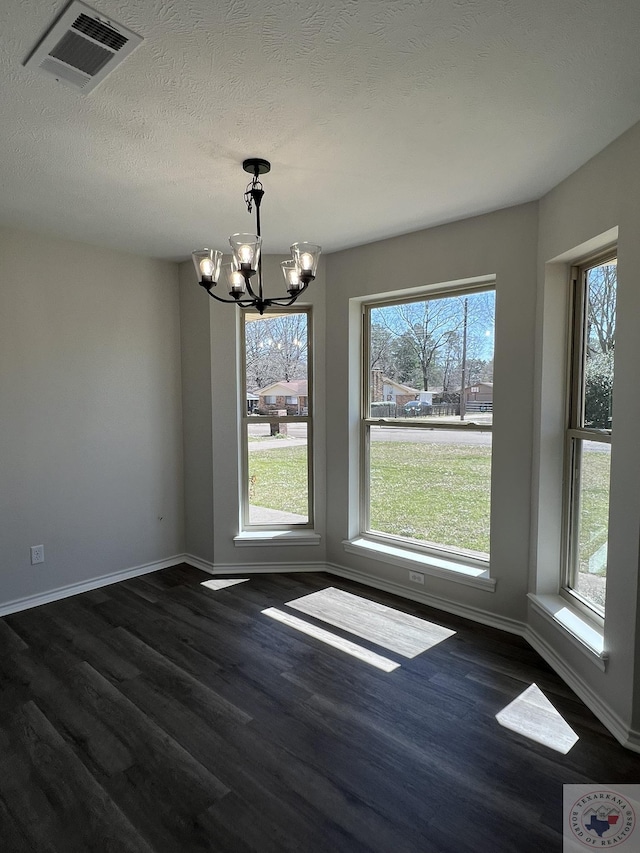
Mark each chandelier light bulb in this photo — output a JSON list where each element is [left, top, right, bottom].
[[199, 257, 215, 277], [238, 244, 254, 265], [230, 270, 245, 291], [300, 252, 313, 272]]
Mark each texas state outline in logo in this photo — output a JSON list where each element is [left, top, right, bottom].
[[569, 789, 636, 847]]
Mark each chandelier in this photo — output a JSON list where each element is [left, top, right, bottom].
[[192, 158, 321, 315]]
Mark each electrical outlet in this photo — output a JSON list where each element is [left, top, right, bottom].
[[30, 545, 44, 565], [409, 570, 424, 584]]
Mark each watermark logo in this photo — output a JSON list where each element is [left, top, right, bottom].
[[564, 786, 639, 850]]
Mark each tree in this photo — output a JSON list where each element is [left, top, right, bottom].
[[245, 312, 308, 390], [440, 330, 461, 391], [373, 298, 462, 390], [583, 262, 616, 428], [369, 324, 396, 377], [587, 263, 616, 355], [585, 350, 614, 428]]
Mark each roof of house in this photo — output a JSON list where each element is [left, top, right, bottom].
[[258, 380, 308, 396], [381, 376, 422, 395]]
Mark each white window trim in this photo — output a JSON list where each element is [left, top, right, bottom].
[[240, 307, 314, 532], [561, 250, 616, 620], [234, 530, 321, 547], [360, 281, 495, 575], [343, 536, 495, 591], [528, 593, 607, 670]]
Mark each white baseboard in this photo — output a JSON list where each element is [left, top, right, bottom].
[[183, 554, 325, 575], [0, 555, 185, 618], [325, 561, 525, 636], [182, 553, 215, 573], [525, 625, 640, 754]]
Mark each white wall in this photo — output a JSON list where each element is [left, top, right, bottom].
[[179, 263, 214, 562], [0, 227, 184, 607]]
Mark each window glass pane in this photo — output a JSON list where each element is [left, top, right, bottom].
[[569, 439, 610, 613], [369, 290, 495, 425], [583, 261, 616, 429], [368, 426, 492, 558], [247, 422, 308, 524], [245, 311, 309, 414]]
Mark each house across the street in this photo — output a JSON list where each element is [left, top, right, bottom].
[[257, 380, 308, 415]]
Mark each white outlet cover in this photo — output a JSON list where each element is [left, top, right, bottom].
[[30, 545, 44, 564]]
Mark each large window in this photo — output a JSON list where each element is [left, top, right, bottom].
[[241, 308, 313, 529], [363, 285, 495, 562], [563, 253, 616, 616]]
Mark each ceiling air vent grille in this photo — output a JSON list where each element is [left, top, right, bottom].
[[73, 13, 128, 51], [23, 1, 143, 94]]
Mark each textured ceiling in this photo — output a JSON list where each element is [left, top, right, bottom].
[[1, 0, 640, 260]]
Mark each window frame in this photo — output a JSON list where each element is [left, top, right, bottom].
[[240, 305, 314, 532], [560, 249, 616, 621], [360, 282, 495, 566]]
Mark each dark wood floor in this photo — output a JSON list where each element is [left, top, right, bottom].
[[0, 565, 638, 852]]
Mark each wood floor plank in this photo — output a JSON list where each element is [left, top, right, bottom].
[[0, 650, 133, 776], [4, 701, 155, 853], [105, 625, 252, 726], [1, 566, 639, 852], [117, 676, 365, 852]]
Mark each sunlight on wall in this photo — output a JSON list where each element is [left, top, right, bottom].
[[286, 587, 455, 657], [495, 683, 579, 754], [262, 607, 400, 672]]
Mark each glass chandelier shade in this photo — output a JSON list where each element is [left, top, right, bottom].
[[229, 233, 261, 272], [191, 158, 321, 315], [291, 243, 321, 280], [223, 262, 247, 296], [192, 248, 222, 286], [281, 260, 302, 294]]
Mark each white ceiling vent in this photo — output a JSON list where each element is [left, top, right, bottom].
[[24, 1, 143, 94]]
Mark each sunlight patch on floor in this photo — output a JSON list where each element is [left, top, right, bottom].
[[262, 607, 400, 672], [285, 587, 455, 658], [495, 683, 579, 754], [200, 578, 250, 591]]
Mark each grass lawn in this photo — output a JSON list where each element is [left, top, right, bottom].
[[248, 441, 610, 568], [370, 441, 492, 555], [249, 447, 309, 516], [576, 446, 611, 571]]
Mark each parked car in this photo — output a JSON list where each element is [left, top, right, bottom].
[[403, 400, 431, 416]]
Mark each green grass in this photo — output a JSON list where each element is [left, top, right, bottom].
[[370, 441, 492, 554], [248, 447, 309, 515], [577, 447, 611, 574], [249, 441, 610, 564]]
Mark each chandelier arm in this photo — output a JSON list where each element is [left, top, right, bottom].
[[265, 283, 311, 308], [204, 288, 254, 307], [243, 275, 260, 302]]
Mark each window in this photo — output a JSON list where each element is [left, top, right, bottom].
[[241, 308, 313, 529], [563, 253, 616, 617], [362, 285, 495, 562]]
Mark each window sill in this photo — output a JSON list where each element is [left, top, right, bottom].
[[527, 593, 607, 671], [343, 537, 496, 591], [234, 530, 321, 547]]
